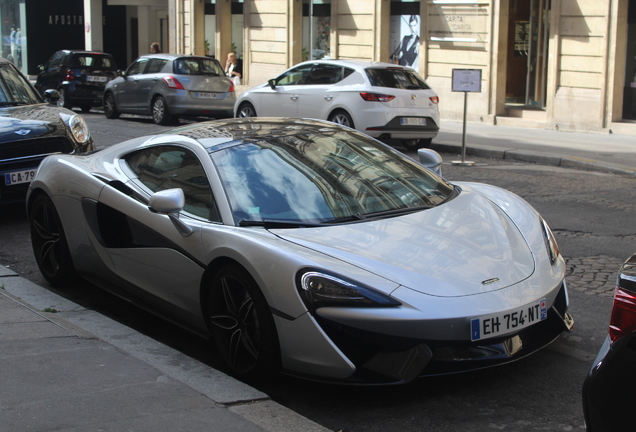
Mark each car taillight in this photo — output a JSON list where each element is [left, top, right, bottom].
[[360, 92, 395, 102], [65, 69, 74, 81], [609, 286, 636, 343], [228, 80, 235, 93], [430, 96, 439, 104], [162, 76, 185, 89]]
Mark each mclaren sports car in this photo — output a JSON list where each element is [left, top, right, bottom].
[[27, 118, 574, 384]]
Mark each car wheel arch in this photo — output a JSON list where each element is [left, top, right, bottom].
[[328, 108, 355, 129]]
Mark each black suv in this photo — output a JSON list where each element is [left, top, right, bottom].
[[35, 50, 117, 112]]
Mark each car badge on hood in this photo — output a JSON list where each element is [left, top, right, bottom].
[[481, 278, 501, 285], [15, 129, 31, 136], [411, 94, 417, 100]]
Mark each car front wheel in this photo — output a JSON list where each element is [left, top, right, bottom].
[[152, 96, 174, 125], [328, 110, 354, 129], [207, 264, 280, 381], [237, 102, 257, 118], [103, 93, 120, 119], [29, 193, 77, 286]]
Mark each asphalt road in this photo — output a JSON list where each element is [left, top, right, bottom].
[[1, 111, 635, 431]]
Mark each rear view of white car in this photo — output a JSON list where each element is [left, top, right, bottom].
[[235, 59, 440, 149]]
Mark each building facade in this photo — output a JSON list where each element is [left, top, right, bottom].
[[177, 0, 636, 136]]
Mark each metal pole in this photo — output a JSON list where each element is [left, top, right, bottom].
[[452, 91, 475, 166]]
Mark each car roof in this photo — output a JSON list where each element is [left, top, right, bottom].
[[60, 50, 114, 57], [294, 58, 416, 72], [135, 54, 215, 61], [163, 118, 347, 150]]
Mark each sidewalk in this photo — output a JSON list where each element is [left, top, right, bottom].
[[0, 264, 330, 432], [431, 121, 636, 175]]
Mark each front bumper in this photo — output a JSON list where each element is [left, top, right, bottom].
[[299, 282, 572, 385]]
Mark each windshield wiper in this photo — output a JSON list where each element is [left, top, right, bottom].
[[239, 219, 325, 229], [0, 101, 29, 107], [326, 206, 432, 224]]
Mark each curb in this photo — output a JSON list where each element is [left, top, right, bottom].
[[430, 141, 636, 176], [0, 265, 330, 432]]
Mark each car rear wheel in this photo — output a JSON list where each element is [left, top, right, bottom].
[[30, 193, 77, 286], [57, 89, 72, 110], [103, 92, 120, 119], [152, 96, 174, 125], [207, 264, 280, 381], [237, 102, 257, 118], [402, 138, 432, 149], [328, 110, 354, 129]]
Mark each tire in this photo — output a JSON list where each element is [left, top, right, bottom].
[[103, 92, 120, 119], [29, 194, 77, 286], [237, 102, 257, 118], [152, 96, 174, 125], [207, 264, 280, 381], [57, 89, 72, 110], [328, 110, 354, 129], [402, 138, 432, 150]]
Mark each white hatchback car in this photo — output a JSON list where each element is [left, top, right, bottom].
[[235, 60, 440, 148]]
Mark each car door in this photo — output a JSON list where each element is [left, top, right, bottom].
[[115, 58, 150, 111], [297, 64, 351, 120], [135, 58, 168, 112], [94, 144, 219, 328], [256, 63, 313, 117]]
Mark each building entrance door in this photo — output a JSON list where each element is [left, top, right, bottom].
[[505, 0, 550, 108]]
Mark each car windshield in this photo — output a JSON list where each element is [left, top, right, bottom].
[[210, 129, 455, 225], [0, 63, 41, 105], [366, 68, 431, 90], [174, 58, 224, 76]]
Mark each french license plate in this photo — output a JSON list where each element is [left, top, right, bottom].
[[196, 92, 219, 99], [4, 169, 37, 186], [86, 75, 108, 82], [470, 299, 548, 341], [400, 117, 426, 126]]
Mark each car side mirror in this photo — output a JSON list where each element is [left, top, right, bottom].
[[417, 149, 443, 177], [42, 89, 60, 104], [268, 79, 277, 89], [148, 188, 193, 237]]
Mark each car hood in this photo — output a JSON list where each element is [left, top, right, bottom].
[[0, 104, 67, 143], [274, 189, 535, 298]]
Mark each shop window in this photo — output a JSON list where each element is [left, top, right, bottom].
[[624, 1, 636, 120], [303, 0, 331, 61], [390, 1, 421, 68]]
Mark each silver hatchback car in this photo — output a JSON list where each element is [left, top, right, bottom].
[[103, 54, 235, 125]]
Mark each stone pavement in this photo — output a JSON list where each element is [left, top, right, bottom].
[[0, 264, 330, 432]]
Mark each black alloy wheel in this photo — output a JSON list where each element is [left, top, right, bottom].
[[29, 194, 77, 286], [237, 102, 257, 118], [207, 264, 279, 380], [328, 110, 354, 129], [152, 96, 174, 125], [103, 92, 120, 119]]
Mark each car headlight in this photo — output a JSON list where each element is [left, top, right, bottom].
[[68, 114, 90, 144], [297, 270, 401, 313], [540, 217, 560, 265]]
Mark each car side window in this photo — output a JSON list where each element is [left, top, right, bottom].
[[124, 145, 220, 221], [146, 59, 167, 74], [274, 64, 313, 86], [303, 64, 344, 85], [47, 52, 65, 70], [126, 59, 149, 77]]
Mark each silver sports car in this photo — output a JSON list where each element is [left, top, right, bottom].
[[27, 118, 573, 384]]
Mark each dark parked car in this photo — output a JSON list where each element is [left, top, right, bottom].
[[0, 57, 93, 204], [35, 50, 118, 112], [582, 253, 636, 431], [103, 54, 235, 125]]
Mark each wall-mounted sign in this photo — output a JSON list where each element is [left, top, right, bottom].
[[452, 69, 482, 92]]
